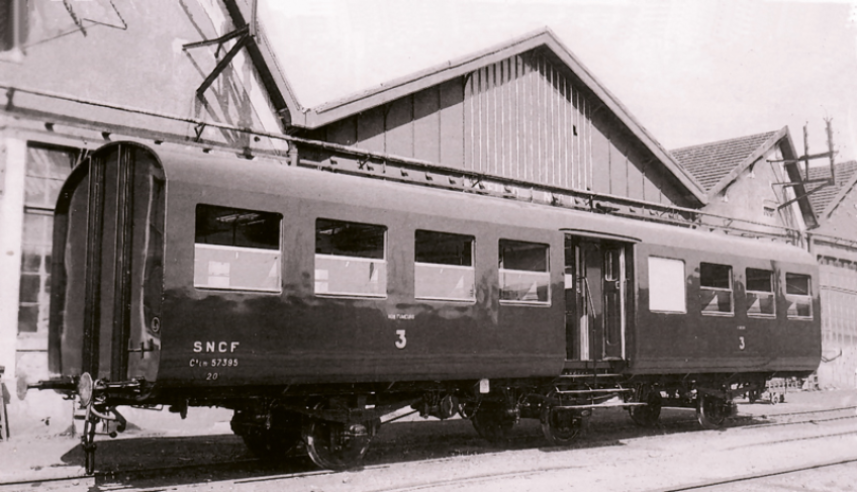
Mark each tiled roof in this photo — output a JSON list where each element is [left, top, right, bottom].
[[670, 131, 779, 192], [805, 160, 857, 217]]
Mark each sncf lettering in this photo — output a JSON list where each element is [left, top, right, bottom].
[[193, 341, 241, 353]]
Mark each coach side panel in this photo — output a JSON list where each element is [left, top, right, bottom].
[[629, 242, 821, 375], [154, 179, 567, 389]]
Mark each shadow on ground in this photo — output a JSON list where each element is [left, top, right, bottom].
[[50, 405, 773, 491]]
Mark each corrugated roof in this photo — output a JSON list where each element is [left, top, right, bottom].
[[670, 131, 779, 192], [806, 160, 857, 217]]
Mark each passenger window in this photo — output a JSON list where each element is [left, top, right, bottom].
[[194, 204, 282, 292], [648, 257, 686, 313], [785, 273, 812, 319], [315, 219, 387, 297], [699, 263, 733, 315], [499, 239, 550, 304], [415, 230, 475, 301], [746, 268, 775, 317]]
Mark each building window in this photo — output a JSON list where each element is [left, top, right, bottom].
[[18, 144, 78, 334], [194, 204, 282, 292], [415, 230, 474, 301], [499, 239, 550, 304], [699, 263, 733, 315], [746, 268, 775, 317], [648, 256, 686, 313], [786, 273, 812, 319], [315, 219, 386, 297]]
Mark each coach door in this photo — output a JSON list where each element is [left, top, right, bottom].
[[50, 142, 164, 384], [564, 233, 632, 361]]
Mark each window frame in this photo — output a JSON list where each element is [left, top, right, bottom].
[[498, 239, 551, 306], [647, 256, 686, 314], [414, 230, 476, 302], [785, 272, 813, 320], [699, 262, 734, 317], [193, 204, 283, 294], [745, 268, 776, 318], [314, 218, 388, 299]]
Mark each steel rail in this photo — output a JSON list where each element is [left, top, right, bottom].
[[649, 456, 857, 492]]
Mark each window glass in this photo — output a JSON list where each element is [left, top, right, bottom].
[[316, 219, 385, 259], [786, 273, 812, 318], [786, 273, 810, 296], [747, 268, 773, 292], [746, 268, 775, 317], [195, 205, 280, 250], [699, 263, 732, 315], [499, 239, 548, 272], [648, 257, 685, 313], [315, 219, 386, 297], [416, 230, 472, 266], [194, 205, 282, 292], [415, 231, 475, 301], [499, 239, 549, 304]]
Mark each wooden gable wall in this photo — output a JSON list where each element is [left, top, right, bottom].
[[303, 48, 693, 207]]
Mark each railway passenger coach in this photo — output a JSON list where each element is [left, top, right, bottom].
[[37, 142, 820, 471]]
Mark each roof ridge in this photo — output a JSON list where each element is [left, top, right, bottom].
[[670, 129, 780, 154]]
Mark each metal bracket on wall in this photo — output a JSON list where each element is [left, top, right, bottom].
[[771, 119, 837, 211], [183, 25, 253, 100]]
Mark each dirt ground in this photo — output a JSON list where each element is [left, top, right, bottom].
[[2, 387, 857, 490]]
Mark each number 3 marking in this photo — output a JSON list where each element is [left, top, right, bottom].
[[395, 329, 407, 349], [738, 336, 745, 350]]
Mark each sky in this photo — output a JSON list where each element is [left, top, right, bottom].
[[258, 0, 857, 165]]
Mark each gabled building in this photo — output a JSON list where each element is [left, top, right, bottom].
[[1, 0, 720, 393], [807, 160, 857, 230], [242, 20, 708, 208], [672, 128, 857, 388], [805, 161, 857, 387], [671, 127, 817, 239]]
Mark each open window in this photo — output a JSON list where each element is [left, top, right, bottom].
[[415, 230, 475, 301], [315, 219, 387, 297], [648, 256, 685, 313], [746, 268, 775, 317], [194, 204, 282, 292], [786, 273, 812, 319], [499, 239, 550, 304], [700, 263, 733, 315]]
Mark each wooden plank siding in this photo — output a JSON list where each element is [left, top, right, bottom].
[[306, 49, 679, 206]]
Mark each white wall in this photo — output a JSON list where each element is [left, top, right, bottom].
[[0, 135, 26, 383]]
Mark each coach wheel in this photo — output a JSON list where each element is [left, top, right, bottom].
[[471, 401, 515, 443], [540, 403, 585, 446], [696, 393, 729, 429], [629, 385, 662, 427], [302, 414, 379, 470]]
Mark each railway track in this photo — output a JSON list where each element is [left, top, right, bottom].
[[4, 403, 857, 491], [651, 456, 857, 492]]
